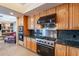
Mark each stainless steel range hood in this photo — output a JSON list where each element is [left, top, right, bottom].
[[37, 14, 56, 28]]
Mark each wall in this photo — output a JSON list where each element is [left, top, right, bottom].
[[13, 22, 16, 32]]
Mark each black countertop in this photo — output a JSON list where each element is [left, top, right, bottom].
[[24, 35, 56, 41], [56, 39, 79, 48]]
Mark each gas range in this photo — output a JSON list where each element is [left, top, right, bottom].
[[36, 38, 55, 47], [36, 38, 56, 56]]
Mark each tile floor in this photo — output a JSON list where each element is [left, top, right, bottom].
[[0, 40, 38, 56]]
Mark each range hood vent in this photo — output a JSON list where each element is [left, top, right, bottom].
[[37, 14, 56, 28]]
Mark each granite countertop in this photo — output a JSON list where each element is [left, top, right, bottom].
[[24, 35, 36, 38], [24, 35, 56, 41]]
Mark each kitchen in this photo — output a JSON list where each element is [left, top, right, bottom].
[[17, 3, 79, 56], [0, 3, 78, 56]]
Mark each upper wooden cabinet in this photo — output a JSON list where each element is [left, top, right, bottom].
[[23, 16, 29, 36], [56, 4, 69, 30], [28, 16, 35, 29], [46, 7, 56, 15], [69, 4, 79, 30], [39, 10, 47, 17], [18, 16, 24, 26], [34, 14, 42, 29]]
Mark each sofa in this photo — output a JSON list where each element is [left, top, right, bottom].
[[4, 32, 16, 43]]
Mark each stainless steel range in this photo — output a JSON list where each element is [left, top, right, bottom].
[[34, 27, 57, 56], [36, 38, 55, 56]]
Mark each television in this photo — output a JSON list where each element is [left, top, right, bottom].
[[0, 24, 1, 30]]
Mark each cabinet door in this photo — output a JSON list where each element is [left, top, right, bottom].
[[76, 48, 79, 56], [34, 14, 42, 29], [46, 8, 56, 15], [67, 46, 77, 56], [31, 38, 37, 52], [55, 44, 67, 56], [56, 4, 69, 30], [28, 16, 35, 29], [40, 10, 47, 17], [23, 16, 29, 36], [24, 37, 27, 48], [26, 37, 31, 49], [69, 4, 79, 30]]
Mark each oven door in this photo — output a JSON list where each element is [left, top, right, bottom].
[[18, 34, 24, 41], [37, 43, 54, 56]]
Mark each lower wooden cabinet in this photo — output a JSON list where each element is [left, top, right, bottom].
[[31, 38, 37, 52], [26, 37, 37, 52], [24, 37, 27, 48], [55, 44, 79, 56], [55, 44, 67, 56], [76, 48, 79, 56], [26, 37, 31, 49], [67, 46, 77, 56]]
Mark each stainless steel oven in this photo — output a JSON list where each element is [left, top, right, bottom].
[[36, 38, 55, 56], [18, 26, 24, 41]]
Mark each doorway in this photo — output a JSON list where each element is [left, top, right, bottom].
[[0, 13, 17, 44]]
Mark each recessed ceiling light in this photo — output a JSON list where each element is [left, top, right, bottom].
[[10, 12, 14, 15], [0, 15, 3, 17]]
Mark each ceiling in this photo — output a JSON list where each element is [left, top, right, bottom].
[[0, 5, 22, 17], [0, 13, 17, 23], [24, 3, 61, 15], [0, 3, 45, 14], [0, 3, 62, 23], [0, 3, 62, 16]]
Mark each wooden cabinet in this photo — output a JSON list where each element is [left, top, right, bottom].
[[67, 46, 77, 56], [26, 37, 37, 52], [55, 44, 79, 56], [39, 10, 47, 17], [56, 4, 69, 30], [68, 46, 79, 56], [46, 7, 56, 15], [69, 4, 79, 30], [34, 14, 42, 29], [18, 16, 24, 26], [28, 16, 35, 29], [55, 44, 67, 56], [23, 16, 29, 36], [24, 37, 27, 48], [26, 37, 31, 49], [31, 38, 37, 52], [76, 48, 79, 56]]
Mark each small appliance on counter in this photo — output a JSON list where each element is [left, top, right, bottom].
[[57, 30, 79, 47], [18, 26, 24, 41]]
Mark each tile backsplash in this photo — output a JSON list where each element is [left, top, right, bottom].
[[57, 30, 79, 40]]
